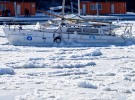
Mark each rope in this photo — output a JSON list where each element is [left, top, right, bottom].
[[37, 9, 62, 18]]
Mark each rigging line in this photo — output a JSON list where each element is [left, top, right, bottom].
[[37, 9, 62, 18]]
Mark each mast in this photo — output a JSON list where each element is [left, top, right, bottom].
[[71, 1, 73, 14], [78, 0, 80, 16], [61, 0, 65, 24]]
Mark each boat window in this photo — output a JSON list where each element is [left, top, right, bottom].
[[83, 28, 98, 33], [67, 28, 82, 32]]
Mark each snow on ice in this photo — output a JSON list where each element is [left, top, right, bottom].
[[78, 81, 97, 89], [0, 21, 135, 100], [0, 66, 15, 75]]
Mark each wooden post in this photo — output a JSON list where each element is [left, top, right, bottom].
[[14, 2, 17, 17], [96, 2, 99, 16]]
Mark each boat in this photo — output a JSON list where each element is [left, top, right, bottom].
[[2, 20, 135, 46], [2, 0, 135, 46]]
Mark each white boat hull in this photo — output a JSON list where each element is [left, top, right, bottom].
[[3, 27, 55, 46], [3, 25, 135, 46]]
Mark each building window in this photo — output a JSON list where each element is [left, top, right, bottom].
[[90, 4, 96, 10], [0, 4, 6, 11], [90, 4, 102, 10], [98, 4, 102, 10], [32, 4, 35, 8]]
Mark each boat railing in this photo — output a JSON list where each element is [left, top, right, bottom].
[[105, 23, 134, 38], [53, 25, 62, 38], [123, 24, 133, 38], [7, 27, 16, 38]]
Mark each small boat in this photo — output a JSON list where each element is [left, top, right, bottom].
[[2, 20, 135, 46]]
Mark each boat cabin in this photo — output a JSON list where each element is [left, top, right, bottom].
[[60, 25, 100, 35], [66, 27, 99, 35]]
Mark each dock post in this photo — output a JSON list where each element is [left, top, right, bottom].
[[14, 2, 17, 18]]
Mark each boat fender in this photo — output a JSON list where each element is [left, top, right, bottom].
[[54, 37, 61, 43]]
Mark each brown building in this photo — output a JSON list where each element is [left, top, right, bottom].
[[0, 2, 36, 17], [80, 1, 126, 15]]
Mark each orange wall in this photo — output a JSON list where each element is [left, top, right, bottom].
[[100, 2, 110, 15], [112, 2, 126, 14], [16, 2, 36, 15], [81, 2, 126, 15], [0, 2, 14, 16], [0, 2, 36, 16]]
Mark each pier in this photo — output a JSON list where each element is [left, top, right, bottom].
[[1, 13, 135, 25]]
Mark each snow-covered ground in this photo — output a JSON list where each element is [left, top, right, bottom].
[[0, 21, 135, 100]]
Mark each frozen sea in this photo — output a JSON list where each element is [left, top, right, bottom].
[[0, 21, 135, 100]]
